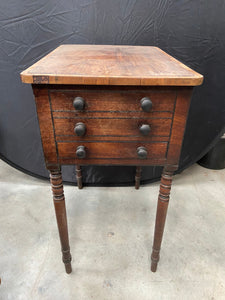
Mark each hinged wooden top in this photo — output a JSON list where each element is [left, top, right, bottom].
[[20, 45, 203, 86]]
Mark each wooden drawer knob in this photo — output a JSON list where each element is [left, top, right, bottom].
[[73, 97, 85, 111], [76, 146, 86, 158], [140, 97, 152, 112], [74, 122, 86, 136], [139, 124, 151, 136], [137, 146, 148, 159]]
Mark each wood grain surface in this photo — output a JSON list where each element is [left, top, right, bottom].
[[32, 86, 193, 167], [166, 88, 193, 165], [53, 118, 172, 138], [57, 141, 167, 160], [32, 87, 58, 169], [23, 45, 204, 275], [58, 157, 167, 166], [21, 45, 203, 86], [50, 89, 176, 112], [55, 135, 170, 143], [52, 111, 173, 119]]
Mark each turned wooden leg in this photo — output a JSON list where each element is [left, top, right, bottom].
[[135, 166, 142, 189], [76, 165, 83, 189], [151, 166, 174, 272], [50, 170, 72, 274]]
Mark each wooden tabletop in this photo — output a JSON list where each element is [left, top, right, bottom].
[[20, 45, 203, 86]]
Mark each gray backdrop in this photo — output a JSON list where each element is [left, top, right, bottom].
[[0, 1, 225, 185]]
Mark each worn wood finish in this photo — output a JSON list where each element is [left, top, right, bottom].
[[33, 87, 58, 169], [76, 165, 83, 189], [55, 135, 170, 143], [58, 157, 167, 166], [151, 166, 175, 272], [166, 88, 193, 165], [53, 118, 172, 138], [57, 141, 168, 160], [52, 111, 173, 119], [50, 170, 72, 273], [50, 89, 176, 112], [21, 45, 203, 86], [20, 45, 203, 273], [135, 166, 142, 189]]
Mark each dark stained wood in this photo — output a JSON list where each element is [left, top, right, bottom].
[[151, 166, 176, 272], [57, 141, 168, 160], [166, 88, 193, 165], [53, 118, 172, 138], [55, 135, 170, 143], [33, 87, 58, 169], [20, 45, 203, 86], [58, 157, 166, 166], [50, 170, 72, 273], [20, 45, 203, 273], [52, 111, 173, 119], [76, 165, 83, 189], [135, 166, 142, 189], [50, 89, 176, 112]]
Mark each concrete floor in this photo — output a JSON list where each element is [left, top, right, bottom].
[[0, 160, 225, 300]]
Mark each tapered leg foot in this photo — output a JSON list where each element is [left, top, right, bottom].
[[50, 170, 72, 273], [63, 249, 72, 274], [135, 166, 142, 189], [65, 263, 72, 274], [151, 249, 160, 272], [76, 165, 83, 189], [151, 166, 174, 272]]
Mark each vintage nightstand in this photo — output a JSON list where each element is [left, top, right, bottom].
[[20, 45, 203, 274]]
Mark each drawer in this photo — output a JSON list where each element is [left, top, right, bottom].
[[57, 141, 167, 160], [54, 118, 172, 138], [50, 90, 176, 113]]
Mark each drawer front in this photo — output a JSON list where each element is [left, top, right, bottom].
[[57, 141, 168, 162], [52, 89, 173, 166], [50, 90, 176, 113], [33, 86, 192, 168], [54, 118, 172, 139]]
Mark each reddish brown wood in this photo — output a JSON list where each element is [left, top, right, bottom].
[[58, 157, 166, 166], [33, 87, 58, 169], [76, 165, 83, 189], [50, 89, 176, 112], [57, 141, 167, 160], [166, 88, 193, 165], [20, 45, 203, 274], [151, 166, 176, 272], [53, 118, 172, 138], [55, 135, 170, 143], [50, 170, 72, 273], [135, 166, 142, 189], [53, 111, 173, 119], [20, 45, 203, 86]]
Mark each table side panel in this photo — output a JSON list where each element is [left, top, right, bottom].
[[166, 87, 193, 166], [33, 87, 59, 169]]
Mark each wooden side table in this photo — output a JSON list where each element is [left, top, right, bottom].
[[20, 45, 203, 273]]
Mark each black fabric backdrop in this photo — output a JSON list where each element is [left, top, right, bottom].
[[0, 1, 224, 185]]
